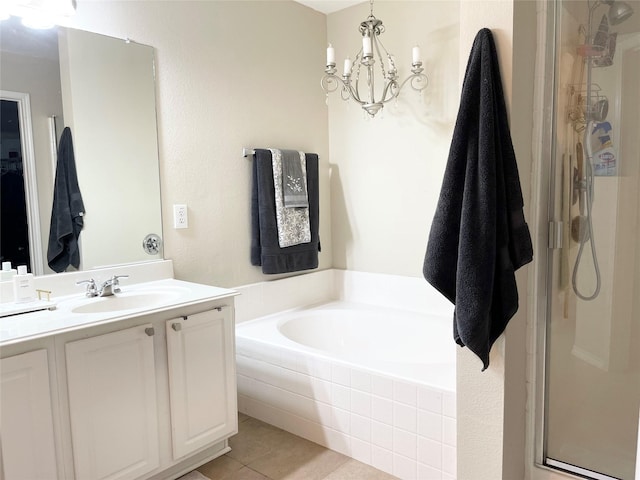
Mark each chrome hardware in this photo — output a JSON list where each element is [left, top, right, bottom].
[[548, 221, 563, 249], [76, 278, 98, 297], [143, 233, 162, 255], [97, 275, 129, 297], [171, 323, 182, 332], [145, 327, 155, 336]]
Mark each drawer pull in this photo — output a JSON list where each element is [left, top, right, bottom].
[[145, 327, 155, 337], [172, 323, 182, 332]]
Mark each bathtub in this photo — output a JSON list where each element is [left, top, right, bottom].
[[235, 301, 457, 480]]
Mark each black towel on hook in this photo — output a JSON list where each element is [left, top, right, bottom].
[[251, 149, 320, 274], [423, 29, 533, 371], [47, 127, 85, 272]]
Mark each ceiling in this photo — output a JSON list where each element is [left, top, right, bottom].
[[295, 0, 365, 14]]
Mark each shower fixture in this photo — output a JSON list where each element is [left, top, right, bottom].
[[603, 0, 635, 24], [320, 0, 428, 118], [571, 0, 633, 301]]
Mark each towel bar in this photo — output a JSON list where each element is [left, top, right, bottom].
[[242, 147, 255, 158]]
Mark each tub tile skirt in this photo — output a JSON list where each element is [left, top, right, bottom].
[[236, 338, 457, 480]]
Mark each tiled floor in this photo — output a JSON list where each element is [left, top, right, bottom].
[[195, 413, 398, 480]]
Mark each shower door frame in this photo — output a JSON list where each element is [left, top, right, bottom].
[[532, 1, 639, 479]]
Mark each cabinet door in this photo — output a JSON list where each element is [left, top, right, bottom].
[[1, 349, 58, 480], [166, 307, 237, 459], [66, 324, 159, 480]]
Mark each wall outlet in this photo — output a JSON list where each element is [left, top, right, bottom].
[[173, 204, 188, 229]]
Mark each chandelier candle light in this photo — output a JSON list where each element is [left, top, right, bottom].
[[321, 0, 428, 117]]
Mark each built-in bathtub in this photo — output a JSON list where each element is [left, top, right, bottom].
[[235, 294, 457, 480]]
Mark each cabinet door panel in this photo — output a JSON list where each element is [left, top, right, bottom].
[[166, 308, 236, 459], [66, 324, 159, 480], [1, 349, 58, 480]]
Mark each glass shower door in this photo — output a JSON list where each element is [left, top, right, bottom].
[[544, 1, 640, 479]]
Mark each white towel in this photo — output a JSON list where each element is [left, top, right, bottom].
[[270, 148, 311, 248]]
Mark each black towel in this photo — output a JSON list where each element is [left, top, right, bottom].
[[251, 149, 320, 274], [47, 127, 85, 272], [423, 29, 533, 371]]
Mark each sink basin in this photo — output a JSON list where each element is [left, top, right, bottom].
[[69, 289, 184, 314]]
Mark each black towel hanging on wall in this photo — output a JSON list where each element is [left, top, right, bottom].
[[251, 149, 320, 274], [423, 28, 533, 371], [47, 127, 85, 273]]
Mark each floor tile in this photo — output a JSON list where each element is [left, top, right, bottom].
[[322, 458, 398, 480], [247, 438, 349, 480], [224, 466, 270, 480], [227, 417, 301, 465], [197, 455, 244, 479]]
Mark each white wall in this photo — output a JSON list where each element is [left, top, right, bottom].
[[65, 0, 332, 286], [327, 1, 460, 277]]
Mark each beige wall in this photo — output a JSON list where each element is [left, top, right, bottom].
[[457, 1, 537, 479], [65, 0, 332, 286], [327, 1, 460, 277], [63, 1, 541, 478]]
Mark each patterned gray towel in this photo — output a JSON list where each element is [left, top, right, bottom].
[[282, 149, 309, 208], [270, 149, 311, 247]]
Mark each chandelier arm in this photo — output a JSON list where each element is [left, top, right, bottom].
[[396, 71, 429, 93], [378, 80, 401, 105], [321, 75, 341, 93], [343, 82, 367, 105]]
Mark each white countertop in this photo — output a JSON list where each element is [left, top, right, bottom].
[[0, 278, 237, 347]]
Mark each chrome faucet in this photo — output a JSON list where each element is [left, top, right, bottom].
[[76, 275, 129, 297], [97, 275, 129, 297], [76, 278, 98, 297]]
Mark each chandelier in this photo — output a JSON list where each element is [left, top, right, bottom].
[[321, 0, 428, 118]]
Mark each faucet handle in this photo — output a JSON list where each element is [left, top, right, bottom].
[[76, 278, 98, 297], [111, 275, 129, 293]]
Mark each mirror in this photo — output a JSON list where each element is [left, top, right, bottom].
[[0, 17, 163, 276]]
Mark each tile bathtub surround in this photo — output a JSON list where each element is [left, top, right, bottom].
[[236, 342, 457, 480], [190, 412, 397, 480], [233, 269, 453, 324], [233, 269, 336, 324], [233, 269, 457, 479]]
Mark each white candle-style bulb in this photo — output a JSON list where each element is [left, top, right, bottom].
[[412, 45, 421, 64], [327, 44, 335, 65], [343, 57, 352, 76], [363, 35, 373, 57]]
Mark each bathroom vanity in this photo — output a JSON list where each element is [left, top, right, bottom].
[[0, 270, 238, 480]]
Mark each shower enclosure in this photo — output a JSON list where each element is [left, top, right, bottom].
[[539, 1, 640, 479]]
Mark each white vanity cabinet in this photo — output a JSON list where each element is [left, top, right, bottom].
[[0, 276, 237, 480], [0, 349, 59, 480], [166, 307, 237, 459], [65, 324, 160, 480], [59, 300, 237, 480]]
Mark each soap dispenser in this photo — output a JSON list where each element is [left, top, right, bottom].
[[13, 265, 36, 303], [1, 262, 17, 281]]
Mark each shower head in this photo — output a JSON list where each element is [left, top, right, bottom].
[[602, 0, 634, 25]]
